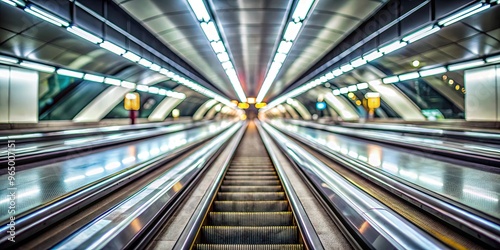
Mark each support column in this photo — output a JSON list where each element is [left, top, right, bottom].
[[0, 65, 39, 123]]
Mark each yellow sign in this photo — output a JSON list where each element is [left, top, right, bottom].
[[124, 92, 140, 111], [255, 102, 267, 109], [238, 102, 249, 109], [365, 92, 380, 109]]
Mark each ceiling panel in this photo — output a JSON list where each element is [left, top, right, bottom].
[[115, 0, 387, 99]]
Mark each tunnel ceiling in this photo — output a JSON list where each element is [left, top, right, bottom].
[[325, 5, 500, 89], [115, 0, 387, 101]]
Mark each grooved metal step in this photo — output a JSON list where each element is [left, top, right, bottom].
[[196, 244, 304, 250], [219, 186, 282, 192], [196, 125, 302, 249], [224, 175, 278, 180], [222, 180, 280, 186], [226, 171, 276, 176], [213, 201, 289, 212], [201, 226, 299, 244], [226, 169, 274, 173], [217, 192, 285, 201], [209, 212, 293, 226]]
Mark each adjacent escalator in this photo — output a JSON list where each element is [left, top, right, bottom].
[[194, 123, 303, 249]]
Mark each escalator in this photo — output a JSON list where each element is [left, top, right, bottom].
[[194, 123, 304, 249]]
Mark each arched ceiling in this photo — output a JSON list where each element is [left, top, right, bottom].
[[115, 0, 388, 100]]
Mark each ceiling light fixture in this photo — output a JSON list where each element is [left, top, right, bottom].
[[448, 59, 485, 71], [56, 69, 84, 78], [66, 26, 102, 44], [438, 3, 490, 26], [99, 41, 126, 55], [187, 0, 211, 22], [25, 5, 69, 27], [256, 0, 315, 103], [20, 61, 55, 73], [419, 67, 446, 77]]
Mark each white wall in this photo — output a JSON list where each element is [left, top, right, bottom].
[[0, 65, 39, 123]]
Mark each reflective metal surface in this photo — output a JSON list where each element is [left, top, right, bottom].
[[270, 120, 500, 220], [286, 119, 500, 165], [54, 122, 242, 249], [0, 121, 235, 223], [261, 121, 446, 249]]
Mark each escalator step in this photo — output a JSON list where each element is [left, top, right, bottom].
[[229, 167, 274, 170], [220, 185, 282, 192], [223, 180, 280, 186], [196, 244, 304, 250], [209, 212, 293, 226], [226, 171, 276, 176], [217, 192, 285, 201], [213, 201, 289, 212], [201, 226, 299, 244], [224, 175, 278, 180], [226, 169, 274, 173]]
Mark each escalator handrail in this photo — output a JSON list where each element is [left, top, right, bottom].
[[256, 120, 324, 250], [0, 122, 236, 248], [262, 121, 448, 250], [269, 120, 500, 248], [53, 122, 245, 249]]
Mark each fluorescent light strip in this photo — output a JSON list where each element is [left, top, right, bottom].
[[187, 0, 211, 22], [121, 81, 136, 89], [122, 51, 141, 62], [277, 41, 293, 54], [200, 22, 220, 41], [138, 58, 152, 67], [340, 64, 354, 72], [419, 67, 446, 77], [292, 0, 314, 21], [332, 89, 341, 96], [357, 82, 369, 89], [403, 26, 440, 43], [379, 41, 407, 54], [332, 69, 343, 76], [104, 78, 121, 86], [448, 59, 485, 71], [210, 41, 226, 53], [283, 22, 303, 41], [363, 50, 383, 61], [0, 55, 18, 64], [486, 54, 500, 63], [26, 6, 69, 27], [274, 53, 287, 63], [56, 69, 84, 78], [339, 87, 348, 94], [325, 72, 334, 80], [2, 0, 17, 7], [136, 85, 149, 92], [99, 41, 125, 55], [84, 74, 104, 83], [441, 4, 490, 26], [398, 72, 420, 81], [438, 3, 483, 26], [221, 61, 233, 69], [148, 86, 159, 94], [67, 26, 103, 44], [217, 52, 229, 62], [382, 76, 399, 84], [348, 85, 357, 92], [351, 57, 366, 67], [150, 64, 161, 72], [20, 61, 55, 72]]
